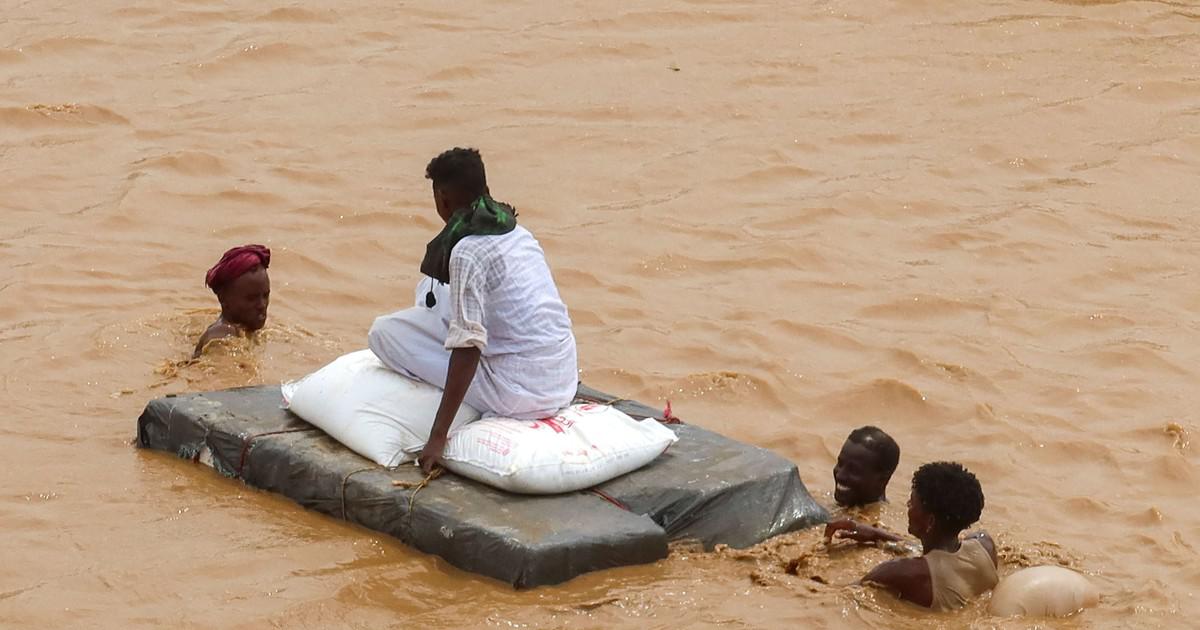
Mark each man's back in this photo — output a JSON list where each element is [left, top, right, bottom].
[[447, 225, 573, 356]]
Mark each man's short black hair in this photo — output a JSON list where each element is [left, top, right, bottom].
[[912, 461, 985, 533], [847, 425, 900, 478], [425, 147, 488, 198]]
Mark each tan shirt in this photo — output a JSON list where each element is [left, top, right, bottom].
[[925, 538, 999, 611]]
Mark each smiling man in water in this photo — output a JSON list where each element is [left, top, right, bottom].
[[368, 147, 578, 473], [832, 425, 900, 508]]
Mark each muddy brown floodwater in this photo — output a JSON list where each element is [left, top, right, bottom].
[[2, 1, 1198, 628]]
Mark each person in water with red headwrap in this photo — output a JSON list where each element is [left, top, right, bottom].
[[194, 244, 271, 358]]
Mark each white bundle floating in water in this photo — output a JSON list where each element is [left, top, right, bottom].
[[989, 565, 1100, 618]]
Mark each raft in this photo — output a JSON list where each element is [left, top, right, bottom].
[[136, 384, 828, 587]]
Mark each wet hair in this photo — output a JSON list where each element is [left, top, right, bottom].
[[912, 461, 985, 533], [847, 425, 900, 478], [425, 147, 488, 199]]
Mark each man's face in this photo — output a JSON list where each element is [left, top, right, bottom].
[[218, 266, 270, 331], [833, 440, 885, 507], [906, 489, 933, 538]]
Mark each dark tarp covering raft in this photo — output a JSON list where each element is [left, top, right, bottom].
[[136, 384, 828, 587]]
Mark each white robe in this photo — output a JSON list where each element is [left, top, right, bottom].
[[368, 226, 578, 419]]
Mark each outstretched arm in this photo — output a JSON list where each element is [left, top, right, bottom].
[[825, 519, 904, 544], [418, 346, 481, 473]]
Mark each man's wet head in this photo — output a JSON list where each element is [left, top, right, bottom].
[[833, 426, 900, 507]]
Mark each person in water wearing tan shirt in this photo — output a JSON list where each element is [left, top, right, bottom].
[[824, 461, 999, 611]]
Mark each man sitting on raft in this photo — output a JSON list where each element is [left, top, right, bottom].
[[824, 461, 999, 611], [833, 426, 900, 508], [368, 147, 578, 473], [194, 244, 271, 358]]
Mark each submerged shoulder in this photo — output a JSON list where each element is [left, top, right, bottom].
[[966, 531, 998, 566], [865, 557, 929, 584], [864, 557, 933, 608], [194, 320, 240, 357]]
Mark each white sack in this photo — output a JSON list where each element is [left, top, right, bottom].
[[441, 403, 678, 494], [282, 349, 481, 467]]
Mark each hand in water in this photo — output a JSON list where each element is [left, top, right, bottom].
[[824, 519, 863, 542], [418, 436, 446, 474], [824, 519, 896, 544]]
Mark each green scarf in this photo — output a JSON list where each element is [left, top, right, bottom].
[[420, 194, 518, 283]]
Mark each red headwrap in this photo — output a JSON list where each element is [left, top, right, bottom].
[[205, 244, 270, 293]]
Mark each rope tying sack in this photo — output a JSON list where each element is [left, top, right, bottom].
[[339, 466, 377, 520], [661, 400, 682, 424], [573, 390, 684, 424], [587, 488, 630, 511], [237, 428, 319, 475], [338, 464, 444, 524], [393, 467, 444, 516]]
